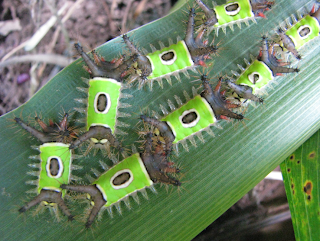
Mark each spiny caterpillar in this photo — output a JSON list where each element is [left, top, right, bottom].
[[277, 5, 320, 59], [73, 44, 131, 157], [140, 74, 243, 154], [195, 0, 274, 35], [14, 114, 80, 221], [122, 8, 219, 88], [61, 132, 180, 228], [226, 36, 299, 104]]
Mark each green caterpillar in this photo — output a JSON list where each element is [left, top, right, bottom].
[[72, 44, 131, 157], [226, 36, 299, 104], [195, 0, 274, 34], [278, 5, 320, 59], [122, 8, 218, 87], [61, 132, 180, 228], [140, 74, 243, 154], [15, 114, 79, 221]]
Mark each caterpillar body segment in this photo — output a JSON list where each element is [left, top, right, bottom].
[[15, 115, 78, 221], [278, 6, 320, 59], [195, 0, 274, 35], [141, 75, 243, 153], [122, 8, 218, 88], [61, 133, 180, 228], [146, 41, 194, 80], [73, 44, 130, 157], [227, 37, 299, 104]]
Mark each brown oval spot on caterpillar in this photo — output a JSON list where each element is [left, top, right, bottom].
[[225, 3, 240, 15], [248, 72, 261, 84], [182, 111, 198, 124], [287, 168, 291, 173], [289, 154, 295, 160], [252, 73, 259, 84], [113, 172, 131, 186], [161, 51, 175, 61], [49, 157, 60, 177], [309, 151, 316, 159], [97, 94, 108, 112], [303, 181, 312, 195], [299, 26, 311, 38]]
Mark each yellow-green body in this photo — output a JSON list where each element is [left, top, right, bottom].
[[161, 96, 216, 143], [286, 15, 320, 49], [87, 77, 121, 132], [93, 153, 153, 207], [214, 0, 253, 27], [38, 143, 72, 197], [146, 41, 193, 79], [235, 60, 273, 93]]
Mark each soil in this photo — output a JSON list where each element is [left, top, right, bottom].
[[0, 0, 174, 116]]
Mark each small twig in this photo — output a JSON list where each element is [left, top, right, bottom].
[[45, 0, 70, 48], [101, 0, 116, 35], [39, 0, 85, 77], [1, 42, 27, 62], [121, 0, 134, 33], [24, 2, 70, 51], [29, 63, 38, 97], [133, 0, 148, 20], [0, 54, 72, 69]]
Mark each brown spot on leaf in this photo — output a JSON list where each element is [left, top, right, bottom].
[[307, 195, 311, 201], [291, 184, 294, 189], [287, 168, 291, 173], [303, 181, 312, 195], [289, 154, 295, 160], [309, 151, 316, 159], [297, 160, 301, 164]]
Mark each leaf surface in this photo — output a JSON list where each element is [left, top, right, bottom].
[[1, 0, 320, 240]]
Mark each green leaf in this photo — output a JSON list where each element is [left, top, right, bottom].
[[281, 129, 320, 240], [1, 0, 320, 240]]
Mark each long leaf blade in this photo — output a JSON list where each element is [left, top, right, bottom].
[[1, 0, 320, 240]]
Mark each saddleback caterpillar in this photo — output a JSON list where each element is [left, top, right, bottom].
[[195, 0, 274, 35], [73, 44, 131, 157], [61, 131, 180, 228], [122, 8, 219, 88], [226, 36, 299, 104], [141, 74, 243, 154], [277, 5, 320, 59], [15, 114, 80, 221]]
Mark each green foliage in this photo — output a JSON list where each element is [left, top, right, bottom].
[[1, 0, 320, 240], [281, 129, 320, 240]]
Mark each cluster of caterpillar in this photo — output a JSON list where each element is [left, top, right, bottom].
[[14, 0, 320, 229]]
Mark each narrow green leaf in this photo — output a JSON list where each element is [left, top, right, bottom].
[[281, 129, 320, 241], [0, 0, 320, 240]]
